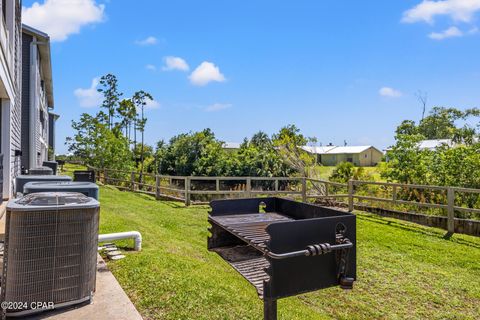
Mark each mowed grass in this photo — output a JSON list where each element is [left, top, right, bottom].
[[312, 165, 384, 181], [97, 185, 480, 320], [58, 162, 86, 177]]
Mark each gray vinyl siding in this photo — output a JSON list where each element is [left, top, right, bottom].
[[10, 7, 22, 193], [20, 32, 32, 169], [21, 31, 50, 168]]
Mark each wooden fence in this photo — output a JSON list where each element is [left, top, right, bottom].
[[85, 167, 480, 237]]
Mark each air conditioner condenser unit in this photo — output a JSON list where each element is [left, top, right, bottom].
[[1, 192, 100, 317]]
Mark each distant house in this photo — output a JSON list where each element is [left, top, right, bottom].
[[302, 145, 383, 167], [21, 24, 55, 170]]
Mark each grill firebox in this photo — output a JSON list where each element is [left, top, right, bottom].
[[208, 197, 356, 320]]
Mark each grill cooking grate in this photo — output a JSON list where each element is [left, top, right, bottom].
[[231, 257, 269, 297], [209, 212, 292, 251]]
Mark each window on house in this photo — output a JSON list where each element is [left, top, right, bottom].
[[365, 154, 368, 158]]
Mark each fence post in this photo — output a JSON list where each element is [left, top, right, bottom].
[[130, 172, 135, 192], [301, 178, 307, 202], [392, 185, 397, 203], [185, 177, 191, 206], [104, 169, 108, 185], [155, 175, 161, 200], [245, 177, 252, 198], [324, 182, 329, 197], [447, 187, 455, 234], [348, 179, 354, 212], [216, 178, 220, 192]]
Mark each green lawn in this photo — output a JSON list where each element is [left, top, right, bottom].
[[311, 165, 384, 181], [98, 185, 480, 320], [58, 162, 86, 177]]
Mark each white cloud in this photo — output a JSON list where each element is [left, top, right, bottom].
[[379, 87, 402, 98], [135, 36, 158, 46], [402, 0, 480, 24], [205, 103, 232, 112], [22, 0, 105, 42], [429, 26, 464, 38], [145, 98, 161, 110], [74, 77, 102, 108], [145, 64, 157, 71], [189, 61, 226, 86], [162, 56, 190, 71]]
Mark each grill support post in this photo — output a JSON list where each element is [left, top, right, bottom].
[[264, 299, 277, 320]]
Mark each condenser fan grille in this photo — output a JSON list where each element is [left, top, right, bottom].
[[2, 204, 99, 315]]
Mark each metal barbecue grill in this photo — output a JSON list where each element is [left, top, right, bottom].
[[208, 197, 356, 320]]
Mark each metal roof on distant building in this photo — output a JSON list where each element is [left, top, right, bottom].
[[417, 139, 454, 150], [300, 146, 337, 154], [223, 142, 241, 149], [302, 145, 380, 155], [325, 146, 376, 154]]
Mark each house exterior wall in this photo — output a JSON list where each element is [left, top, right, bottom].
[[0, 0, 22, 199], [21, 30, 50, 170], [48, 112, 58, 160], [363, 147, 383, 166], [321, 154, 340, 166], [319, 147, 383, 167], [20, 32, 31, 169]]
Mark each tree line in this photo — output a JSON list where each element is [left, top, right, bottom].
[[383, 106, 480, 189], [66, 74, 153, 174], [67, 73, 480, 194], [66, 74, 316, 177]]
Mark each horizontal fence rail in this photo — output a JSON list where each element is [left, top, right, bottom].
[[82, 166, 480, 237]]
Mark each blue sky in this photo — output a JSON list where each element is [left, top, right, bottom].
[[22, 0, 480, 154]]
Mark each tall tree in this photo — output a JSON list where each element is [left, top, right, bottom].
[[415, 90, 428, 121], [117, 98, 136, 143], [272, 124, 315, 176], [132, 91, 153, 175], [66, 113, 134, 172], [98, 74, 122, 129]]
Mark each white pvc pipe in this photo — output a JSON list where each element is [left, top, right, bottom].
[[98, 231, 142, 251]]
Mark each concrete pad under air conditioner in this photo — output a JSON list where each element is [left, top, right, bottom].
[[22, 255, 142, 320]]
